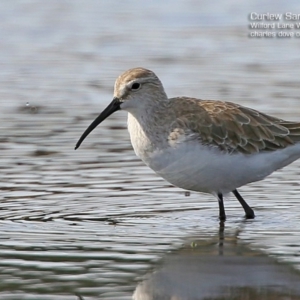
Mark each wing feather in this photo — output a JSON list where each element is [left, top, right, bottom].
[[169, 98, 300, 154]]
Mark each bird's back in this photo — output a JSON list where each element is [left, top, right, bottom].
[[167, 97, 300, 155]]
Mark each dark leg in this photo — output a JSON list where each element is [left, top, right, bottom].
[[217, 193, 226, 221], [232, 189, 255, 219]]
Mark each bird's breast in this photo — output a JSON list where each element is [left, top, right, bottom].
[[127, 112, 193, 165], [127, 113, 155, 163]]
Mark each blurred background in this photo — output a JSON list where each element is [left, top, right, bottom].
[[1, 1, 300, 299]]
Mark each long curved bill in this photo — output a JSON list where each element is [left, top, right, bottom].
[[75, 97, 121, 150]]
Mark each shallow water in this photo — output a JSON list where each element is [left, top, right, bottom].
[[1, 1, 300, 299]]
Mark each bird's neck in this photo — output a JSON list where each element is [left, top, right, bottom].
[[126, 103, 170, 162]]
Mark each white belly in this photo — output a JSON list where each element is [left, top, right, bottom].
[[145, 141, 300, 194], [127, 113, 300, 194]]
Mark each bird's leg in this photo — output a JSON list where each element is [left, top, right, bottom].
[[217, 193, 226, 221], [232, 189, 255, 219]]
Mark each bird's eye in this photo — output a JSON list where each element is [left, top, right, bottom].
[[131, 82, 141, 90]]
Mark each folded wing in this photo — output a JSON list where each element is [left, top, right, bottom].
[[169, 98, 300, 154]]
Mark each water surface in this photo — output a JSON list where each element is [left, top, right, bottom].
[[1, 1, 300, 299]]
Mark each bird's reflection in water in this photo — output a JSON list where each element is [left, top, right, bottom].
[[133, 222, 300, 300]]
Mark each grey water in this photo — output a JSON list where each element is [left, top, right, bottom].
[[1, 1, 300, 299]]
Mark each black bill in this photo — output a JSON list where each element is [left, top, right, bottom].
[[75, 97, 121, 150]]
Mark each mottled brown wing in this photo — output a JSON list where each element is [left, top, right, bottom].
[[170, 98, 300, 154]]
